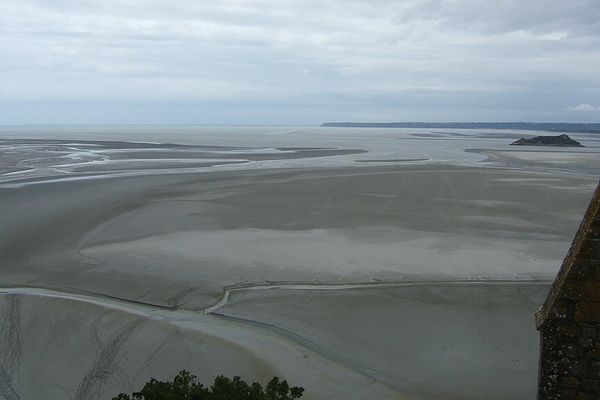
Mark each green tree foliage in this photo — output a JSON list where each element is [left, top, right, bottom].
[[113, 370, 304, 400]]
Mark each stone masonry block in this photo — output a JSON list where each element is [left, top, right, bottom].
[[569, 260, 600, 281], [581, 379, 600, 393], [575, 302, 600, 322], [577, 239, 600, 261], [559, 376, 579, 388]]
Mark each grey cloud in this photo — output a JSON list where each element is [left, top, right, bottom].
[[567, 104, 600, 112], [1, 0, 599, 123], [393, 0, 600, 37]]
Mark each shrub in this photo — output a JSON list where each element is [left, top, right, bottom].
[[113, 370, 304, 400]]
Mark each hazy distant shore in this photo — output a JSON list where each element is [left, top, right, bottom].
[[321, 122, 600, 133]]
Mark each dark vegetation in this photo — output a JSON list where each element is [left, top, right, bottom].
[[112, 370, 304, 400]]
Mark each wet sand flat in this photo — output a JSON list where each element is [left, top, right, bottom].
[[0, 291, 398, 400], [216, 282, 551, 400], [0, 129, 598, 400], [468, 148, 600, 175], [0, 165, 594, 309]]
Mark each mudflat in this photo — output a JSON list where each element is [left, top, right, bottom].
[[0, 128, 598, 399], [0, 165, 592, 309], [216, 282, 551, 400]]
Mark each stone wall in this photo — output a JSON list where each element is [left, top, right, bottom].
[[536, 182, 600, 400], [538, 321, 600, 399]]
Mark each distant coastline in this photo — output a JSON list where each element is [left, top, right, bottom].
[[320, 122, 600, 133]]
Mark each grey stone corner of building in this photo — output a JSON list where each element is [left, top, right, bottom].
[[536, 179, 600, 400]]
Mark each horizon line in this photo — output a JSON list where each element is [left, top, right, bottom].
[[1, 121, 600, 127]]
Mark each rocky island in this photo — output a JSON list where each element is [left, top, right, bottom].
[[510, 134, 583, 147]]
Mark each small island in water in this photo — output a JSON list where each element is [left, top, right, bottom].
[[510, 134, 583, 147]]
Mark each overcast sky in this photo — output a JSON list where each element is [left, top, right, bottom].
[[1, 0, 599, 125]]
